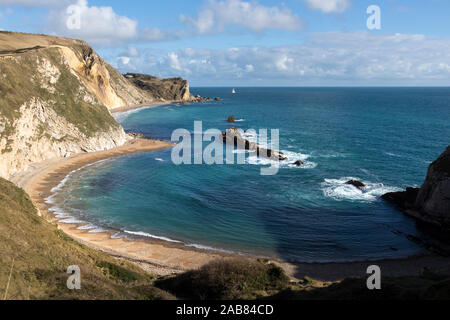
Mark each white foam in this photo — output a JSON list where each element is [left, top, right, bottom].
[[385, 152, 402, 158], [45, 158, 111, 205], [77, 224, 97, 230], [113, 106, 153, 122], [246, 149, 317, 169], [59, 217, 85, 224], [155, 158, 165, 162], [88, 227, 109, 233], [234, 119, 245, 122], [124, 230, 182, 243], [186, 243, 235, 254], [321, 177, 401, 202]]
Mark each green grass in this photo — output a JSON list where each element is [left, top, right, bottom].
[[0, 46, 119, 153], [0, 177, 173, 300]]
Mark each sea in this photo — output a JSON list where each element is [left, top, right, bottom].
[[46, 87, 450, 262]]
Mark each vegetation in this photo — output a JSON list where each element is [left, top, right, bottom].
[[0, 46, 120, 153], [0, 177, 172, 300], [155, 258, 290, 300], [269, 271, 450, 300]]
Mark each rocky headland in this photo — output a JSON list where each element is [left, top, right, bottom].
[[383, 146, 450, 230]]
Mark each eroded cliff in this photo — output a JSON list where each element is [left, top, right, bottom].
[[0, 32, 194, 179]]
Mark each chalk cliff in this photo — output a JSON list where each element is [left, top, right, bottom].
[[0, 31, 193, 179]]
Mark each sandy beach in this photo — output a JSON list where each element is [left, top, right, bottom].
[[11, 138, 230, 276], [9, 135, 450, 281], [110, 101, 177, 114]]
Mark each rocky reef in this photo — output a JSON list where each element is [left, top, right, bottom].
[[222, 128, 288, 161], [383, 146, 450, 229]]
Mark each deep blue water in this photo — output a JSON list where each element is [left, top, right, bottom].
[[47, 88, 450, 262]]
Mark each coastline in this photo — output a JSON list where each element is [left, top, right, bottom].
[[9, 137, 450, 281], [11, 138, 233, 276], [110, 101, 178, 114]]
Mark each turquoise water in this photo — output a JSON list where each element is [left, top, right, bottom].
[[48, 88, 450, 262]]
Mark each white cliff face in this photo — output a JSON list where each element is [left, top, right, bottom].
[[0, 97, 130, 179], [0, 41, 133, 180], [0, 32, 195, 181]]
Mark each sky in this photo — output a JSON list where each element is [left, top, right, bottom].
[[1, 0, 450, 86]]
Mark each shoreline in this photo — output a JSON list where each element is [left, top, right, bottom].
[[110, 100, 179, 114], [11, 138, 234, 276], [9, 138, 450, 281]]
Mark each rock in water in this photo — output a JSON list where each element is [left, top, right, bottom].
[[293, 160, 304, 166], [383, 146, 450, 229], [227, 116, 235, 123], [346, 180, 366, 189], [382, 187, 420, 210], [222, 128, 288, 161], [214, 97, 221, 101]]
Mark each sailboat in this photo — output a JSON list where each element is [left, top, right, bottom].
[[232, 88, 236, 94]]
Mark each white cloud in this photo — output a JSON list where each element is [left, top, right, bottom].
[[47, 0, 138, 46], [245, 64, 254, 72], [167, 52, 182, 71], [114, 32, 450, 86], [126, 46, 139, 57], [305, 0, 351, 13], [180, 0, 302, 34]]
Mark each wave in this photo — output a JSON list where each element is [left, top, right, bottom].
[[239, 130, 317, 169], [124, 230, 182, 243], [186, 243, 236, 254], [113, 107, 151, 122], [384, 152, 403, 158], [321, 177, 401, 202]]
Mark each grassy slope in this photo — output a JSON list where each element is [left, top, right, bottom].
[[0, 177, 173, 300]]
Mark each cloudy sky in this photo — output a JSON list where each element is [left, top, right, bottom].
[[1, 0, 450, 86]]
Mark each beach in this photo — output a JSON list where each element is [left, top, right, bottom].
[[110, 101, 178, 114], [11, 137, 230, 276]]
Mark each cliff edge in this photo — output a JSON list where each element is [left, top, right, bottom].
[[383, 146, 450, 229], [0, 31, 194, 179]]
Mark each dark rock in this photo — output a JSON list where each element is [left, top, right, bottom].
[[382, 146, 450, 230], [214, 97, 221, 101], [345, 180, 366, 189], [293, 160, 304, 166], [227, 116, 235, 123], [382, 187, 420, 210], [222, 128, 288, 161], [414, 146, 450, 227]]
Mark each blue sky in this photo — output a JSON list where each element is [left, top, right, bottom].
[[1, 0, 450, 86]]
